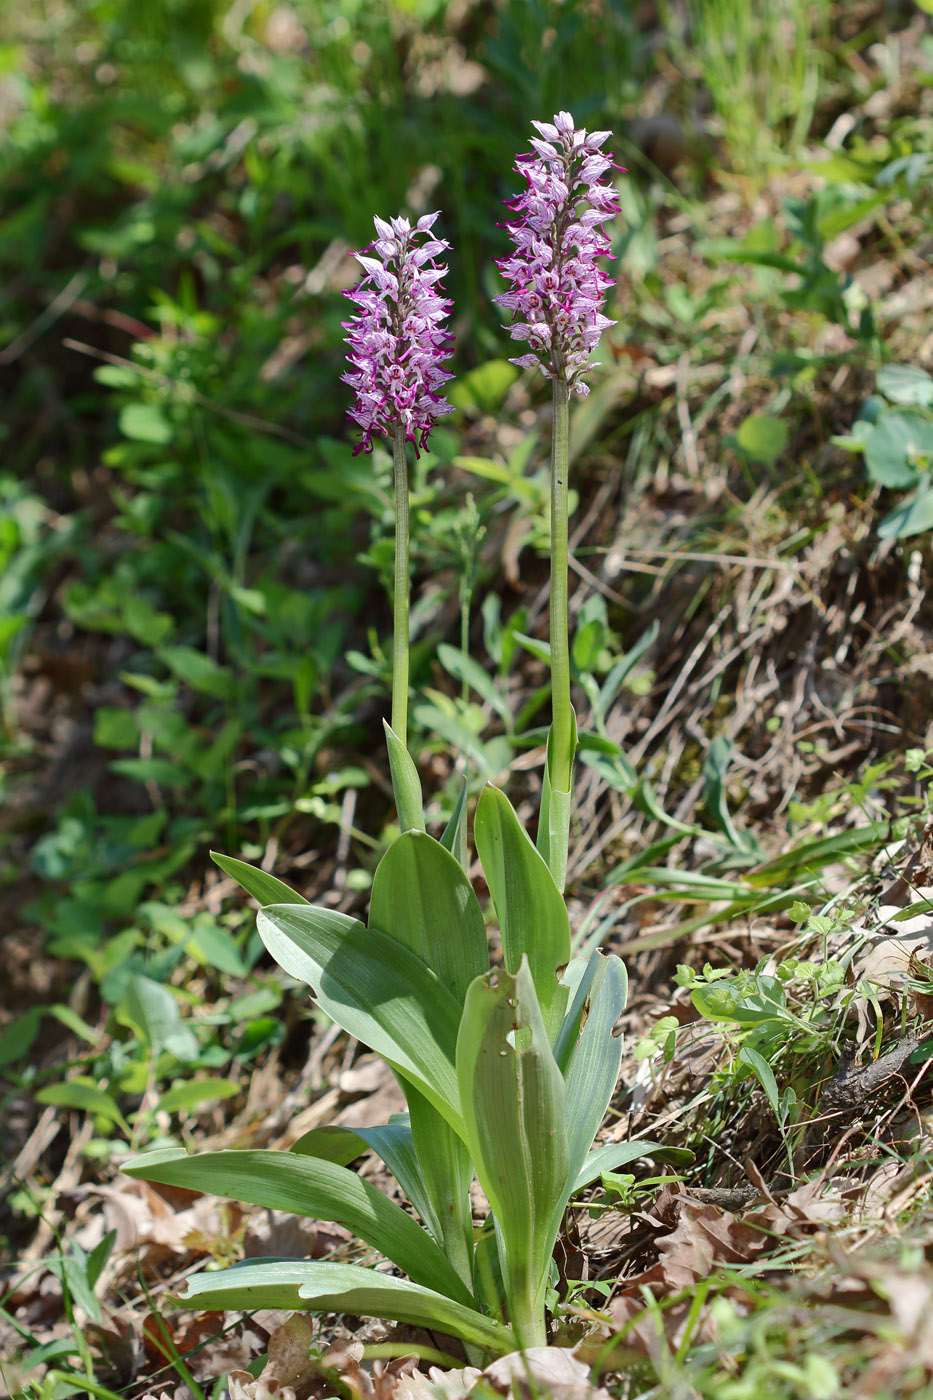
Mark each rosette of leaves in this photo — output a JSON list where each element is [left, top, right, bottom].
[[834, 365, 933, 539], [125, 788, 681, 1360]]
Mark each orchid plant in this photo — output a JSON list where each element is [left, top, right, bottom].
[[125, 114, 682, 1363]]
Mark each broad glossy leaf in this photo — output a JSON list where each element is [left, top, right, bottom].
[[384, 720, 425, 833], [292, 1117, 438, 1241], [174, 1260, 512, 1356], [210, 851, 308, 906], [456, 960, 569, 1331], [475, 785, 570, 1040], [257, 903, 463, 1132], [123, 1147, 470, 1304], [370, 831, 488, 1002], [572, 1140, 693, 1193]]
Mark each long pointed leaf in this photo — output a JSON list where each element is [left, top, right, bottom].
[[123, 1147, 470, 1305], [456, 960, 569, 1343], [562, 954, 627, 1184], [405, 1078, 475, 1290], [553, 952, 601, 1075], [439, 778, 469, 871], [368, 832, 481, 1280], [174, 1261, 512, 1356], [474, 785, 570, 1042], [370, 831, 488, 1002], [291, 1118, 438, 1242], [572, 1140, 694, 1194], [210, 852, 308, 906], [384, 720, 425, 834], [257, 903, 463, 1133]]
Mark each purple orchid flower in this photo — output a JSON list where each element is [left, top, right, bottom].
[[342, 212, 454, 455], [494, 111, 622, 395]]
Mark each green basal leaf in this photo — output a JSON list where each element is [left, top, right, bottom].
[[370, 830, 488, 1002], [558, 954, 628, 1207], [123, 1147, 470, 1305], [439, 778, 469, 871], [384, 720, 425, 834], [404, 1078, 475, 1291], [210, 852, 308, 906], [474, 785, 570, 1042], [535, 708, 578, 894], [174, 1261, 513, 1357], [456, 959, 569, 1346], [257, 903, 463, 1133], [292, 1117, 437, 1242], [572, 1139, 694, 1193]]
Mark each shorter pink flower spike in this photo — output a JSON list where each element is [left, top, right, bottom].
[[342, 212, 454, 455], [494, 111, 624, 396]]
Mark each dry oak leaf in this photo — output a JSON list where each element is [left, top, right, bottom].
[[482, 1347, 610, 1400], [609, 1183, 849, 1354]]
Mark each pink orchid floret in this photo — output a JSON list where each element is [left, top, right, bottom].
[[342, 212, 454, 456], [494, 111, 622, 396]]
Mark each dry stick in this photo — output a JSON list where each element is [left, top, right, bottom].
[[627, 602, 733, 764], [0, 265, 91, 364]]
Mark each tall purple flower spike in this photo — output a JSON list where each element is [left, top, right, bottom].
[[494, 112, 622, 396], [342, 212, 454, 456]]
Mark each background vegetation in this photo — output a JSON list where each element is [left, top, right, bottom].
[[3, 0, 933, 1395]]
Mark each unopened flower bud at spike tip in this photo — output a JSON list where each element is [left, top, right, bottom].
[[343, 213, 454, 455], [493, 113, 623, 395]]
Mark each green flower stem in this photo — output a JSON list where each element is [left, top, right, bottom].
[[549, 377, 573, 795], [392, 423, 411, 749]]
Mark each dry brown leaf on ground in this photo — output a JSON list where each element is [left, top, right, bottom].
[[224, 1313, 319, 1399], [315, 1341, 425, 1400], [243, 1207, 351, 1261], [482, 1346, 611, 1400], [142, 1307, 269, 1386], [607, 1180, 852, 1355]]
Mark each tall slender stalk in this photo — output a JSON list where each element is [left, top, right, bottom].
[[392, 422, 410, 749], [549, 378, 572, 796]]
